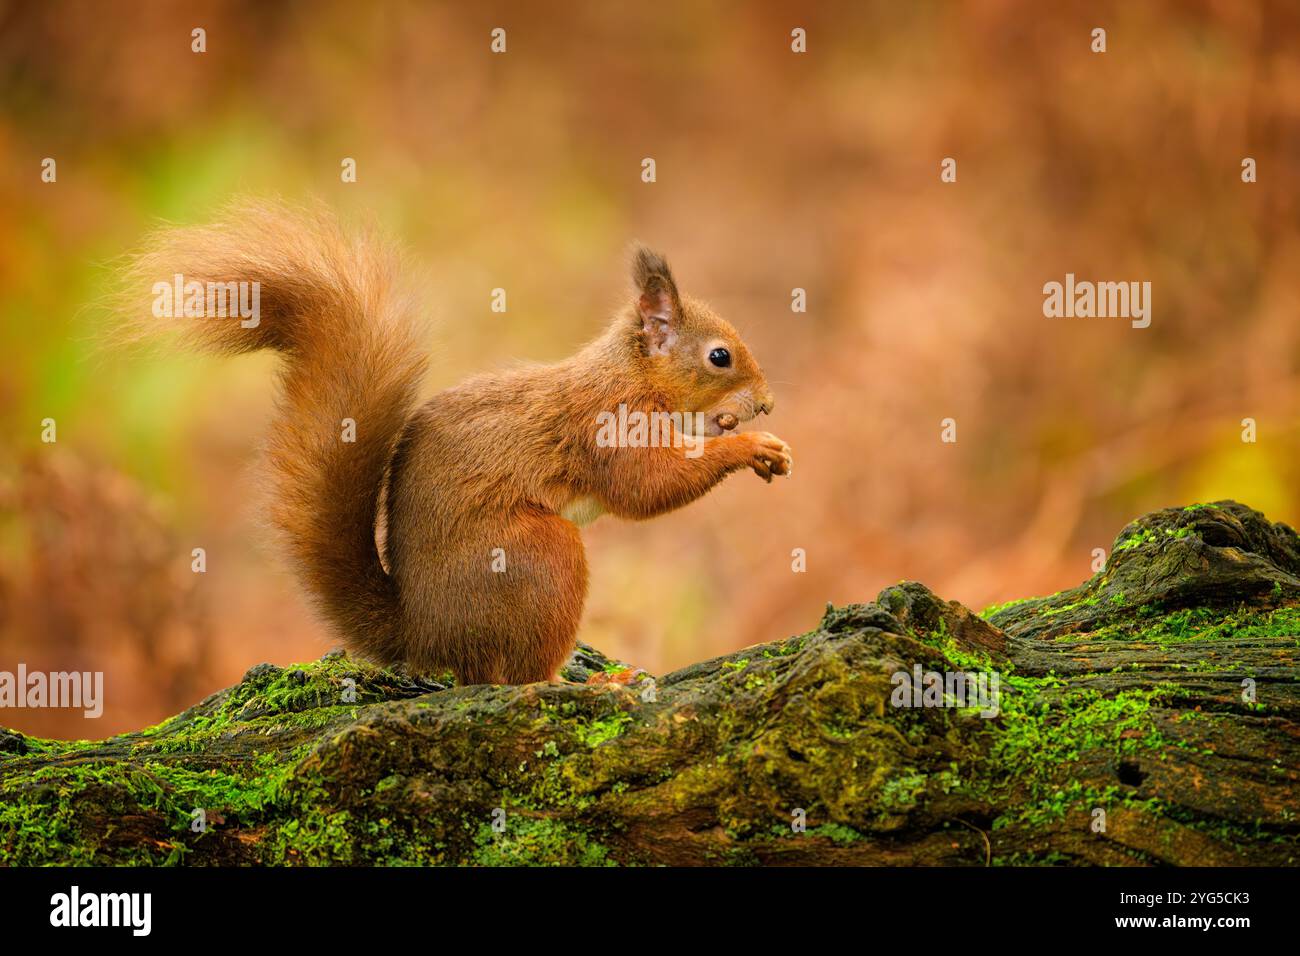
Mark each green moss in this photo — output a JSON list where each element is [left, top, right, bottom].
[[0, 752, 301, 865], [0, 783, 101, 864], [934, 628, 1185, 834], [1063, 604, 1300, 646], [0, 653, 449, 866], [470, 817, 617, 866], [992, 685, 1168, 775], [1040, 595, 1100, 617], [761, 640, 805, 658], [1114, 528, 1157, 552], [268, 807, 356, 865], [805, 823, 866, 845], [1114, 525, 1194, 554], [574, 712, 632, 748], [877, 771, 928, 813], [980, 597, 1032, 619]]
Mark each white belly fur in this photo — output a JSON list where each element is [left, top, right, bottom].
[[561, 495, 606, 527]]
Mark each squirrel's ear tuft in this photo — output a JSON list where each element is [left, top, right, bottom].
[[630, 244, 680, 356], [630, 245, 677, 297]]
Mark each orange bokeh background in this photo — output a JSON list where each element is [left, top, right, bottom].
[[2, 1, 1298, 736]]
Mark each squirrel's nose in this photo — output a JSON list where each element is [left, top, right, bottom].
[[758, 394, 775, 415]]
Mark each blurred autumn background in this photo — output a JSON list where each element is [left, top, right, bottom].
[[2, 0, 1298, 737]]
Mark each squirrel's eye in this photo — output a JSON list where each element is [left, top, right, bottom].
[[708, 348, 731, 368]]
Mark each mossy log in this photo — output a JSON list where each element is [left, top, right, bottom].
[[2, 501, 1298, 865]]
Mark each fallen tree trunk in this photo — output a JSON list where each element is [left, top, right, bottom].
[[2, 500, 1298, 865]]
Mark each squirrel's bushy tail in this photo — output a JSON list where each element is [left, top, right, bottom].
[[124, 199, 427, 662]]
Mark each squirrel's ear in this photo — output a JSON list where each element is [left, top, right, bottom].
[[630, 244, 680, 356]]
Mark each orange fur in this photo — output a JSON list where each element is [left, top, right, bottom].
[[124, 201, 791, 684]]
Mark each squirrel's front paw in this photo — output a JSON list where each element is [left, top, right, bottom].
[[747, 431, 792, 482]]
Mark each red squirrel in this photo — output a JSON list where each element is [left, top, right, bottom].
[[126, 200, 792, 684]]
